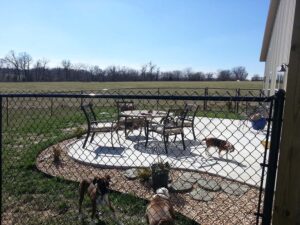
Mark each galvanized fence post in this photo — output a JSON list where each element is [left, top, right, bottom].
[[157, 88, 160, 110], [204, 87, 208, 111], [262, 89, 285, 225], [6, 97, 8, 126], [50, 97, 53, 117], [80, 90, 83, 106], [236, 88, 240, 113]]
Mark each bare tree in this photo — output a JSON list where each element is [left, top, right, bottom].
[[188, 71, 205, 81], [147, 62, 157, 81], [148, 62, 155, 73], [34, 58, 49, 81], [2, 51, 33, 81], [61, 59, 71, 69], [41, 58, 49, 69], [140, 64, 147, 80], [61, 60, 72, 81], [90, 65, 104, 81], [155, 67, 160, 81], [251, 74, 263, 81], [231, 66, 248, 81], [0, 58, 4, 69], [73, 63, 87, 71], [106, 66, 117, 81], [0, 58, 7, 81], [217, 70, 233, 81], [18, 52, 33, 81], [0, 50, 254, 82], [72, 63, 90, 81], [3, 50, 21, 81], [205, 72, 214, 81], [172, 70, 182, 80], [183, 68, 192, 80]]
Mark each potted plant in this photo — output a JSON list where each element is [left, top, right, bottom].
[[53, 145, 62, 165], [137, 167, 152, 183], [74, 126, 86, 139], [151, 160, 171, 192]]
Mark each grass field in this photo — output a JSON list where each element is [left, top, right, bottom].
[[0, 81, 263, 92]]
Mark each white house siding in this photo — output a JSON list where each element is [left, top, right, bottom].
[[264, 0, 296, 95]]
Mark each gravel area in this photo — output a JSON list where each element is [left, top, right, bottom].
[[36, 139, 262, 225]]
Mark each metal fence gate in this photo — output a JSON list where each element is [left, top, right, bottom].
[[0, 89, 285, 225]]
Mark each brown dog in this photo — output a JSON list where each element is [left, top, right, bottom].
[[78, 175, 117, 221], [203, 137, 235, 158], [145, 187, 175, 225]]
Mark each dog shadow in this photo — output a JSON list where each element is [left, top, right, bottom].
[[212, 156, 247, 168], [190, 156, 220, 169]]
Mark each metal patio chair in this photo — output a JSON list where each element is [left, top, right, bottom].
[[181, 104, 200, 140], [81, 103, 123, 148], [145, 108, 188, 154]]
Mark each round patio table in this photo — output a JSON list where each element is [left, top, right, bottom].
[[120, 110, 167, 137], [121, 110, 167, 119]]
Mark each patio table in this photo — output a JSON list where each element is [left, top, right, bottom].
[[121, 110, 167, 119], [120, 110, 168, 137]]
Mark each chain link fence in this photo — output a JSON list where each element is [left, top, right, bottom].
[[1, 89, 284, 225]]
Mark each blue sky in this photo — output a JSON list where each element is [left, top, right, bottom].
[[0, 0, 270, 76]]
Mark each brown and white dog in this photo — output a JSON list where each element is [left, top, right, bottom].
[[145, 187, 175, 225], [203, 137, 235, 158], [78, 175, 120, 223]]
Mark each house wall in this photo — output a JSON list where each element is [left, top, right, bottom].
[[263, 0, 296, 95], [273, 1, 300, 224]]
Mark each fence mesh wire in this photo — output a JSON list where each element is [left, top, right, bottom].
[[1, 89, 275, 225]]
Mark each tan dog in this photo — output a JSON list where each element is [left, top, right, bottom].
[[145, 187, 175, 225], [203, 137, 235, 158], [78, 175, 118, 222]]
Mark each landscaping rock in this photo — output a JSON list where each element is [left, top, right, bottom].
[[169, 179, 193, 193], [220, 182, 249, 196], [190, 188, 215, 202], [123, 168, 139, 180], [180, 172, 202, 184], [197, 179, 221, 192]]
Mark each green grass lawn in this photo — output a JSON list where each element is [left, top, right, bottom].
[[0, 81, 263, 92]]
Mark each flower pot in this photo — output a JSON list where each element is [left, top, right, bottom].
[[151, 163, 169, 192], [251, 118, 267, 130]]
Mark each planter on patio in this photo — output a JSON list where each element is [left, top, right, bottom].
[[250, 113, 267, 131], [151, 162, 170, 192]]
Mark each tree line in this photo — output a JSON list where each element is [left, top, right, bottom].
[[0, 50, 263, 82]]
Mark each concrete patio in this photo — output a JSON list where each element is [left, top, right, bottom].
[[67, 117, 269, 187]]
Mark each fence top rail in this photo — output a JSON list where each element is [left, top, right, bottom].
[[84, 87, 263, 90], [0, 93, 274, 102], [0, 87, 264, 93]]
